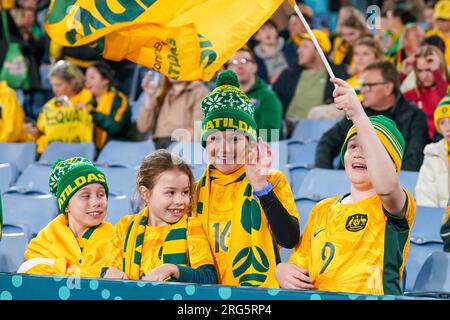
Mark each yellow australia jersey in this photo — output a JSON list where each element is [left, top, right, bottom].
[[289, 190, 416, 295], [36, 88, 93, 154], [110, 215, 214, 276]]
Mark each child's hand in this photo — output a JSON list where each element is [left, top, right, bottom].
[[142, 263, 179, 282], [275, 263, 314, 290], [103, 267, 129, 279], [331, 77, 364, 120], [426, 52, 441, 71], [245, 137, 272, 192]]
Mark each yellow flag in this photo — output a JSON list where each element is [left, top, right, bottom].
[[44, 0, 283, 81]]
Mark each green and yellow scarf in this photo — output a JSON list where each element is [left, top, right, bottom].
[[194, 165, 279, 287], [122, 207, 189, 280]]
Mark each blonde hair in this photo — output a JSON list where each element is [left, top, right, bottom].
[[354, 36, 384, 60], [49, 60, 85, 94], [414, 45, 450, 89]]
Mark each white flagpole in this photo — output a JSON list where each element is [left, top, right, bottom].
[[293, 4, 335, 80]]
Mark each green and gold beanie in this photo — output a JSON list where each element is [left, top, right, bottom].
[[49, 157, 109, 214], [434, 94, 450, 134], [200, 70, 257, 147], [341, 115, 405, 172]]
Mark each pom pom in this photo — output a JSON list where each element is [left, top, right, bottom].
[[215, 70, 240, 88]]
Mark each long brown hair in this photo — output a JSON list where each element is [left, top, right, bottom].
[[137, 149, 195, 213], [414, 45, 450, 89]]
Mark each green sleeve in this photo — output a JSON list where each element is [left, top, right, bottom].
[[175, 264, 217, 284], [92, 93, 129, 135], [256, 90, 283, 142]]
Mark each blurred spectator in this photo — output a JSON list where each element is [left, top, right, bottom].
[[390, 23, 425, 70], [428, 0, 450, 65], [0, 80, 31, 142], [330, 9, 371, 67], [347, 37, 384, 97], [403, 45, 449, 140], [85, 61, 131, 150], [316, 61, 429, 171], [416, 96, 450, 208], [227, 47, 283, 142], [273, 29, 348, 137], [441, 201, 450, 251], [382, 7, 417, 60], [424, 1, 437, 33], [382, 0, 427, 22], [136, 74, 209, 149], [253, 19, 296, 84], [34, 60, 93, 154]]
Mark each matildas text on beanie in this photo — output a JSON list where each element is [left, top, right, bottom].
[[49, 157, 108, 214], [200, 70, 257, 147]]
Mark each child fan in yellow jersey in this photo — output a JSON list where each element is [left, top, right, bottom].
[[19, 157, 114, 277], [34, 60, 93, 154], [104, 150, 217, 283], [85, 61, 131, 150], [276, 78, 416, 295], [193, 70, 299, 288]]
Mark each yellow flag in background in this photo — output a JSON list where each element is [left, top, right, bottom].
[[44, 0, 283, 81]]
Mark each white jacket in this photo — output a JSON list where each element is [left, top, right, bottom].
[[416, 139, 450, 208]]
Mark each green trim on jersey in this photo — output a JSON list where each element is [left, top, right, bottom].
[[382, 197, 410, 295]]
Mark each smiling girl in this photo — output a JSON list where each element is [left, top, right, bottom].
[[19, 157, 114, 277], [104, 150, 216, 283]]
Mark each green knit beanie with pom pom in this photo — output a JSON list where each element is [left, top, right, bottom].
[[200, 69, 257, 147]]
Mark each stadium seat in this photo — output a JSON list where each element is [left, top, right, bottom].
[[130, 92, 145, 123], [189, 164, 207, 182], [0, 163, 18, 192], [0, 224, 29, 272], [295, 198, 317, 234], [96, 140, 156, 168], [280, 247, 293, 263], [289, 165, 311, 196], [404, 242, 443, 292], [38, 142, 96, 165], [0, 142, 36, 172], [410, 206, 445, 244], [8, 163, 52, 194], [98, 166, 138, 199], [169, 141, 209, 166], [2, 191, 59, 238], [398, 170, 418, 198], [287, 140, 317, 167], [409, 251, 450, 298], [105, 194, 133, 225], [297, 169, 350, 201], [269, 140, 289, 177], [290, 119, 339, 143]]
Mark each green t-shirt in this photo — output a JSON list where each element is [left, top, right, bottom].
[[286, 67, 328, 121]]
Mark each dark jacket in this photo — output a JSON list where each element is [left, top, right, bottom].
[[315, 94, 430, 172], [272, 62, 348, 118]]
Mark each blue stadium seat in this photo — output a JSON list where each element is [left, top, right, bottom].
[[38, 142, 96, 165], [0, 163, 18, 192], [169, 141, 209, 166], [130, 92, 145, 123], [96, 140, 156, 169], [404, 242, 443, 292], [2, 191, 59, 238], [280, 247, 293, 263], [409, 251, 450, 297], [295, 198, 317, 234], [189, 164, 207, 182], [289, 165, 311, 197], [98, 166, 138, 199], [0, 224, 29, 272], [398, 170, 418, 198], [410, 206, 445, 244], [105, 194, 133, 225], [290, 119, 339, 143], [269, 140, 289, 177], [0, 142, 36, 172], [297, 169, 350, 201], [287, 140, 317, 167], [8, 163, 52, 194]]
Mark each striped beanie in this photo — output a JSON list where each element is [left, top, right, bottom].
[[434, 94, 450, 134], [49, 157, 109, 214], [341, 115, 405, 172]]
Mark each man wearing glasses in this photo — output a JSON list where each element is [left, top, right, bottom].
[[227, 47, 283, 142], [316, 60, 429, 171]]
